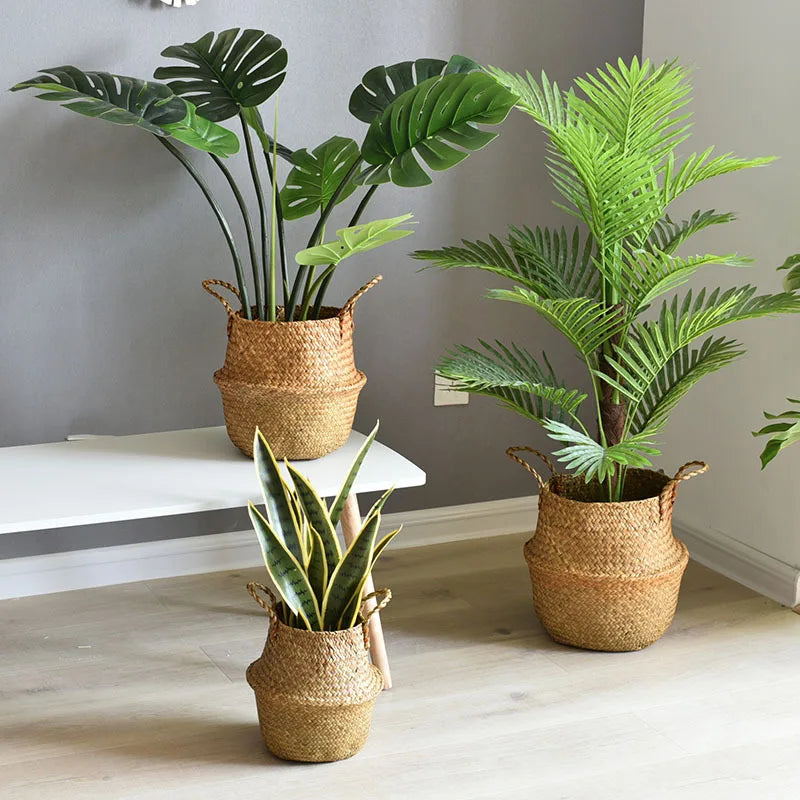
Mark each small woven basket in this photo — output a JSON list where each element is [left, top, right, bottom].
[[203, 277, 380, 459], [507, 447, 707, 652], [245, 583, 389, 763]]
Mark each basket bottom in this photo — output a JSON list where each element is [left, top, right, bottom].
[[253, 694, 377, 763], [215, 372, 366, 459], [526, 545, 689, 652]]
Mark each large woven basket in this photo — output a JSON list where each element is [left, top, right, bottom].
[[245, 583, 389, 763], [507, 447, 707, 652], [203, 277, 380, 459]]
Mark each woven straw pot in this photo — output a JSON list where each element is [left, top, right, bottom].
[[507, 447, 707, 652], [203, 277, 380, 459], [245, 583, 388, 763]]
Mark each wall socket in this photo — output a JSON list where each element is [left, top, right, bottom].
[[434, 375, 469, 407]]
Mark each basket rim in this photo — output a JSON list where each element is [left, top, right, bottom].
[[541, 468, 673, 508], [230, 305, 349, 326]]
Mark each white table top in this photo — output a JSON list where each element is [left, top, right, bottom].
[[0, 427, 426, 535]]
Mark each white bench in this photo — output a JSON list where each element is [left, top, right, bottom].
[[0, 426, 427, 688]]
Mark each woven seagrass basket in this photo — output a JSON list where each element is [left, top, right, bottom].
[[245, 582, 389, 763], [507, 447, 707, 652], [203, 276, 380, 459]]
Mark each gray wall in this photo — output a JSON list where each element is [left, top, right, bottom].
[[0, 0, 643, 557], [644, 0, 800, 568]]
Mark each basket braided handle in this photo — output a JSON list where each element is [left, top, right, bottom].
[[247, 581, 279, 623], [359, 588, 391, 650], [506, 446, 556, 490], [340, 275, 382, 318], [659, 460, 709, 518], [202, 278, 241, 317]]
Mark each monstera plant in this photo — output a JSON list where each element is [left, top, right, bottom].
[[12, 32, 515, 322]]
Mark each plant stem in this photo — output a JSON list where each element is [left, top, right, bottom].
[[239, 113, 269, 319], [308, 185, 379, 318], [210, 154, 260, 316], [268, 97, 280, 322], [157, 137, 251, 320], [288, 158, 364, 319], [263, 144, 290, 312]]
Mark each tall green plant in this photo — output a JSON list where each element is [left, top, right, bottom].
[[415, 57, 800, 500], [13, 31, 516, 323], [249, 422, 400, 631]]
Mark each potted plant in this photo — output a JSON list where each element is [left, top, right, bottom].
[[12, 30, 516, 459], [415, 57, 800, 651], [245, 422, 398, 762], [754, 255, 800, 466]]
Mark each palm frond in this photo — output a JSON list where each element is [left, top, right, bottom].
[[569, 57, 692, 165], [542, 420, 660, 483], [413, 225, 598, 301], [600, 287, 800, 410], [486, 289, 625, 356], [629, 336, 745, 435], [484, 66, 569, 130], [648, 209, 736, 254], [753, 399, 800, 468], [663, 148, 775, 204], [437, 341, 587, 425]]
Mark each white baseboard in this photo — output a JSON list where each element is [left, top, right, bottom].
[[4, 495, 796, 608], [675, 519, 800, 608], [0, 496, 539, 600]]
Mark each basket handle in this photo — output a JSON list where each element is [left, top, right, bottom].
[[203, 279, 241, 317], [340, 275, 382, 318], [505, 446, 556, 490], [359, 588, 392, 650], [247, 581, 279, 623], [659, 460, 709, 518]]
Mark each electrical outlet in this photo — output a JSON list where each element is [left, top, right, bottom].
[[434, 376, 469, 407]]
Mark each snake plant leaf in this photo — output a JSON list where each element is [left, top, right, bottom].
[[349, 54, 481, 123], [286, 463, 342, 570], [306, 528, 329, 606], [156, 28, 287, 122], [322, 491, 391, 628], [358, 71, 516, 187], [295, 214, 414, 266], [253, 429, 305, 564], [329, 422, 380, 527], [337, 524, 403, 629], [280, 136, 360, 220], [11, 68, 239, 157], [248, 503, 321, 630]]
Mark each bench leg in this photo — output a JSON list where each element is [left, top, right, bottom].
[[340, 492, 393, 690]]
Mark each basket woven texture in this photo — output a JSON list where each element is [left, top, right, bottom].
[[245, 583, 387, 763], [507, 448, 707, 652], [203, 277, 380, 459]]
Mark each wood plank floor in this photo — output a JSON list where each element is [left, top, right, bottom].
[[1, 532, 799, 799]]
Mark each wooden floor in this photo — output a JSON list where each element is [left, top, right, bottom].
[[1, 533, 799, 799]]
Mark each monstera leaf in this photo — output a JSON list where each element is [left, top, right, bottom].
[[11, 67, 238, 156], [349, 54, 481, 123], [358, 71, 516, 187], [295, 214, 415, 266], [155, 28, 287, 121], [280, 136, 360, 220]]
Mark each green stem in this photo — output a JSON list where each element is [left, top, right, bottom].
[[210, 154, 260, 316], [157, 137, 251, 320], [263, 146, 290, 312], [239, 113, 268, 319], [289, 157, 364, 318], [309, 184, 379, 318]]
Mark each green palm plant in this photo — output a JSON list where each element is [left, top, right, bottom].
[[13, 31, 515, 322], [415, 57, 800, 500], [248, 422, 400, 631]]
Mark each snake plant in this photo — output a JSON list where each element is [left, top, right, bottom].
[[248, 423, 400, 631], [415, 57, 800, 500], [12, 30, 515, 322]]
